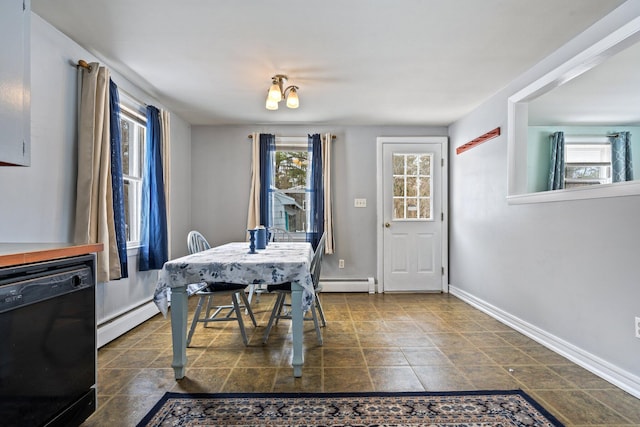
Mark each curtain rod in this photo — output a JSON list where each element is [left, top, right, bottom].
[[248, 134, 336, 140], [74, 59, 149, 109], [75, 59, 92, 71]]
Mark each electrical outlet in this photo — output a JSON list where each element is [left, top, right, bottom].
[[636, 317, 640, 339], [338, 259, 345, 268], [354, 198, 367, 208]]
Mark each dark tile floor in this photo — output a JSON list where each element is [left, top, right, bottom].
[[82, 293, 640, 426]]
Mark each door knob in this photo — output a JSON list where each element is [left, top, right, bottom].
[[384, 222, 391, 228]]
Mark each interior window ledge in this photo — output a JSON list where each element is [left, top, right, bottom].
[[507, 180, 640, 205]]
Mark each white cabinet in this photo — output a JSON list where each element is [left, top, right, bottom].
[[0, 0, 30, 166]]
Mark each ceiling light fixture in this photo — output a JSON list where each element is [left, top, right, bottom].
[[265, 74, 299, 110]]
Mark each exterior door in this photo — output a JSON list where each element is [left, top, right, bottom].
[[377, 138, 447, 292]]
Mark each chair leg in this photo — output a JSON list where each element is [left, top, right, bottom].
[[238, 290, 257, 327], [187, 295, 206, 347], [274, 293, 287, 326], [246, 284, 255, 304], [263, 293, 285, 344], [315, 293, 326, 327], [232, 292, 249, 345], [309, 303, 323, 345], [245, 284, 255, 314]]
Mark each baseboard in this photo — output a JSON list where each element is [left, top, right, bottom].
[[450, 285, 640, 399], [319, 277, 375, 293], [97, 300, 160, 348]]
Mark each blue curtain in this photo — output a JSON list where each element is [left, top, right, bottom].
[[548, 131, 565, 190], [139, 106, 168, 271], [307, 134, 324, 250], [259, 134, 275, 228], [108, 79, 128, 278], [610, 131, 633, 182]]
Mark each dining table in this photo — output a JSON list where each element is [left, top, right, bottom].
[[153, 241, 315, 379]]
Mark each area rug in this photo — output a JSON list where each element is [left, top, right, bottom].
[[136, 390, 564, 426]]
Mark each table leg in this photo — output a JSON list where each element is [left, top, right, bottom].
[[290, 281, 304, 377], [170, 285, 188, 379]]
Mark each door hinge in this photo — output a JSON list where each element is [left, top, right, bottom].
[[441, 158, 444, 167], [441, 212, 444, 221], [441, 266, 445, 275], [23, 0, 26, 11], [22, 141, 25, 155]]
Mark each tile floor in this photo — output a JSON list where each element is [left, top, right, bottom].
[[82, 293, 640, 426]]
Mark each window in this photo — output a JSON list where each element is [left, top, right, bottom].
[[119, 100, 146, 245], [564, 142, 611, 188], [270, 139, 311, 239], [392, 153, 433, 220]]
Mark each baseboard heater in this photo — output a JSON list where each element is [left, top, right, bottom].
[[319, 277, 375, 293], [97, 300, 160, 348]]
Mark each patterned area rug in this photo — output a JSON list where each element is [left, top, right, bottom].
[[137, 390, 564, 426]]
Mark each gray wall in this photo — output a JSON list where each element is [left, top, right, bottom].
[[449, 0, 640, 390], [191, 125, 446, 279], [0, 14, 192, 326]]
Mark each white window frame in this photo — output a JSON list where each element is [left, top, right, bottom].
[[118, 96, 146, 247], [564, 136, 612, 188], [271, 136, 310, 241]]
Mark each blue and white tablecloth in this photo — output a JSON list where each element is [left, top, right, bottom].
[[154, 242, 314, 317]]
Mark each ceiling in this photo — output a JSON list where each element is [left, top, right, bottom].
[[32, 0, 626, 126]]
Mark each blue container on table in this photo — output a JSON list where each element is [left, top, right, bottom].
[[256, 227, 267, 249]]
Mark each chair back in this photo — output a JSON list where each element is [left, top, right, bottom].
[[270, 227, 293, 242], [187, 230, 211, 254], [309, 232, 327, 288]]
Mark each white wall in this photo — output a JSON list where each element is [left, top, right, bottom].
[[449, 0, 640, 397], [191, 125, 447, 279], [0, 14, 192, 342]]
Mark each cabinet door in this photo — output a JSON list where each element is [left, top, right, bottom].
[[0, 0, 30, 166]]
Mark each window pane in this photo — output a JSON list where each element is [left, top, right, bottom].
[[120, 119, 131, 175], [135, 126, 145, 178], [406, 155, 418, 175], [419, 177, 431, 197], [566, 165, 608, 179], [419, 155, 431, 175], [393, 177, 405, 197], [393, 198, 405, 219], [406, 198, 418, 218], [272, 149, 309, 234], [406, 177, 417, 197], [123, 180, 132, 241], [392, 154, 404, 175], [419, 198, 431, 219]]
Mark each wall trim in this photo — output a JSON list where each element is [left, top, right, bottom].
[[450, 285, 640, 399], [97, 300, 160, 348]]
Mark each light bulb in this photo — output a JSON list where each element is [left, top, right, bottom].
[[268, 81, 282, 102], [266, 97, 279, 110], [286, 87, 299, 109]]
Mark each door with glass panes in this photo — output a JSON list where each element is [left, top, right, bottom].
[[381, 141, 444, 292]]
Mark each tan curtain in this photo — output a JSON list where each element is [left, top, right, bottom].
[[246, 132, 261, 234], [161, 109, 171, 256], [323, 133, 335, 254], [73, 62, 121, 282]]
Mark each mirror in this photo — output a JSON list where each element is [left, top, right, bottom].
[[507, 16, 640, 204]]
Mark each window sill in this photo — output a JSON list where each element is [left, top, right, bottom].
[[507, 180, 640, 205], [126, 244, 141, 257]]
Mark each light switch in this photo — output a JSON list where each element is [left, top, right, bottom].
[[354, 198, 367, 208]]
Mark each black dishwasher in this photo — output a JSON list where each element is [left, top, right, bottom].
[[0, 254, 97, 427]]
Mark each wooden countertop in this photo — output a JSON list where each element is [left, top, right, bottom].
[[0, 243, 104, 267]]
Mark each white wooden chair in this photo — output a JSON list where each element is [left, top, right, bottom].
[[185, 231, 257, 346], [262, 232, 327, 344]]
